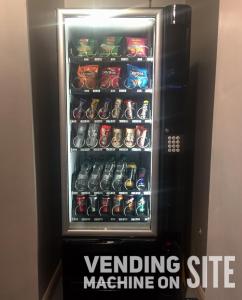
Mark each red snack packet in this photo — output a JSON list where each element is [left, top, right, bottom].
[[100, 67, 121, 89], [76, 65, 99, 89], [126, 37, 148, 57]]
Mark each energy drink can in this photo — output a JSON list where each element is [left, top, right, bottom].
[[112, 195, 123, 215], [124, 163, 137, 190], [87, 196, 98, 215], [124, 196, 135, 216], [76, 195, 87, 214], [136, 168, 146, 191], [136, 196, 146, 216], [99, 196, 110, 215]]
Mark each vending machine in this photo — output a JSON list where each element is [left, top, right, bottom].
[[58, 5, 191, 298]]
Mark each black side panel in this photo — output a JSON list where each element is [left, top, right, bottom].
[[159, 5, 192, 253]]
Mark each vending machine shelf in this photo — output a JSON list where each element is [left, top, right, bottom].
[[70, 88, 153, 95], [70, 147, 152, 152], [69, 56, 154, 64], [72, 191, 151, 196], [70, 119, 152, 124]]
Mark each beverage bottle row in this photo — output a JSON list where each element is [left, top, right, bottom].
[[75, 194, 149, 217]]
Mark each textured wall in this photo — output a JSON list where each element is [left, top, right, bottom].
[[27, 0, 64, 298], [0, 0, 38, 299], [206, 0, 242, 298], [185, 0, 220, 277]]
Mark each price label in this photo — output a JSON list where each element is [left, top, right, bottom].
[[132, 148, 141, 152]]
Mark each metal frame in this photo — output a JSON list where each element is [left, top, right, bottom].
[[58, 8, 162, 237]]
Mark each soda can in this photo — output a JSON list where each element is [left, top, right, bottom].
[[123, 196, 135, 216], [124, 128, 136, 148], [112, 195, 123, 215], [86, 123, 99, 148], [87, 196, 98, 215], [99, 196, 110, 215], [136, 196, 146, 216], [73, 98, 87, 120], [124, 99, 135, 120], [76, 195, 87, 215], [111, 128, 123, 148], [137, 100, 149, 120], [99, 124, 112, 148], [111, 98, 122, 119], [97, 98, 111, 120], [136, 125, 149, 148], [136, 167, 146, 191], [73, 123, 87, 148], [86, 98, 100, 120]]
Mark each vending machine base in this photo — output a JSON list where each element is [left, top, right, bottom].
[[62, 238, 186, 300]]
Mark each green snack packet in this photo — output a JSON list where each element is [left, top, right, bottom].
[[76, 38, 96, 56], [99, 36, 122, 57]]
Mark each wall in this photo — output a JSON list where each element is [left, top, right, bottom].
[[185, 0, 220, 276], [0, 0, 39, 299], [206, 0, 242, 298], [27, 0, 64, 298], [64, 0, 185, 8]]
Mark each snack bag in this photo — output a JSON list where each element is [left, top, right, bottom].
[[76, 38, 96, 56], [76, 65, 99, 89], [100, 66, 121, 89], [126, 37, 148, 57], [125, 64, 149, 89], [99, 36, 122, 57]]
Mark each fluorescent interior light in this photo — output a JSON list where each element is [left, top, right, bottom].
[[65, 17, 155, 30]]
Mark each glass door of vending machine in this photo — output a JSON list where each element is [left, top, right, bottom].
[[58, 9, 162, 236]]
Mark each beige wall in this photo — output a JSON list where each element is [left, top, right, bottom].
[[27, 0, 64, 298], [206, 0, 242, 298], [0, 1, 38, 300], [64, 0, 185, 8], [185, 0, 219, 276]]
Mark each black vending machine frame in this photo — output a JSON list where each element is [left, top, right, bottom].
[[62, 5, 192, 299]]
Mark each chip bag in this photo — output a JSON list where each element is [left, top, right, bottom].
[[126, 37, 148, 57], [99, 36, 122, 57], [125, 64, 149, 89], [100, 66, 121, 89], [76, 38, 96, 57], [76, 65, 99, 89]]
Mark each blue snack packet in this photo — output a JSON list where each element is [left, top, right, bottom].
[[125, 64, 149, 89]]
